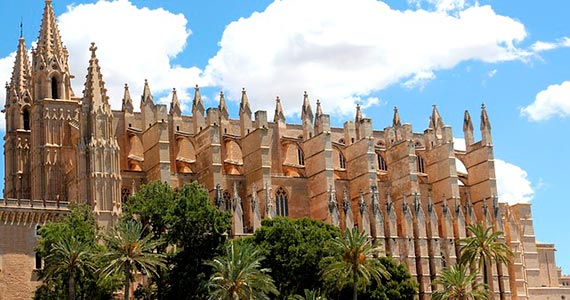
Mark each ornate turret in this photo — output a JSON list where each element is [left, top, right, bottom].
[[463, 110, 474, 148], [301, 91, 314, 140], [121, 84, 133, 113], [480, 103, 492, 145], [192, 85, 205, 133], [32, 0, 73, 100], [170, 88, 181, 116]]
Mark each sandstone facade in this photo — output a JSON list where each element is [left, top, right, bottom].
[[1, 1, 569, 299]]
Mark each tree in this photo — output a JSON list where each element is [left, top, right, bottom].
[[321, 228, 390, 300], [290, 289, 328, 300], [101, 220, 166, 300], [351, 257, 418, 300], [459, 223, 513, 286], [43, 235, 95, 300], [432, 264, 488, 300], [165, 182, 232, 299], [35, 204, 119, 300], [206, 240, 279, 300], [249, 217, 340, 298]]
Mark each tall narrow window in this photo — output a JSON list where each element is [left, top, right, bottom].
[[297, 147, 304, 165], [417, 156, 425, 173], [339, 152, 347, 169], [51, 77, 58, 99], [22, 108, 30, 130], [121, 188, 131, 204], [378, 154, 387, 171], [275, 187, 288, 216], [35, 252, 42, 269], [223, 190, 232, 211]]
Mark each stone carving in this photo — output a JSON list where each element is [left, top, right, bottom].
[[328, 185, 340, 227], [342, 188, 354, 231]]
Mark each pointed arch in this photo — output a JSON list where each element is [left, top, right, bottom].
[[22, 106, 30, 131], [275, 187, 289, 216], [377, 153, 388, 171], [417, 155, 426, 174], [51, 76, 58, 99]]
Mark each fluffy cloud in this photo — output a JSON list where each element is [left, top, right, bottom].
[[454, 138, 534, 204], [205, 0, 528, 117], [494, 159, 534, 205], [521, 81, 570, 121], [0, 52, 16, 130], [57, 0, 202, 110], [530, 37, 570, 52], [409, 0, 467, 12]]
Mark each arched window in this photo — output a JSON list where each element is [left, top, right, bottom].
[[275, 187, 288, 216], [51, 77, 58, 99], [417, 155, 425, 173], [22, 108, 30, 130], [297, 147, 305, 166], [377, 154, 387, 171], [223, 190, 232, 211], [121, 188, 131, 204], [339, 152, 347, 169]]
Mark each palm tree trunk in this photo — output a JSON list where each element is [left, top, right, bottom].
[[124, 265, 131, 300], [352, 275, 358, 300], [68, 272, 76, 300]]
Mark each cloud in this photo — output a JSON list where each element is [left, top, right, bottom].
[[530, 37, 570, 52], [494, 159, 534, 205], [454, 138, 534, 204], [402, 71, 436, 90], [205, 0, 529, 118], [408, 0, 467, 12], [520, 81, 570, 121], [57, 0, 202, 110], [0, 52, 17, 130], [488, 69, 497, 78]]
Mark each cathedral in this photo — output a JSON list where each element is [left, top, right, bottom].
[[1, 1, 569, 299]]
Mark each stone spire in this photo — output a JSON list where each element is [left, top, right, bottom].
[[315, 99, 323, 119], [301, 91, 314, 123], [192, 85, 205, 132], [463, 110, 474, 147], [240, 88, 251, 116], [480, 103, 492, 145], [355, 104, 363, 123], [219, 91, 229, 120], [193, 84, 204, 112], [393, 106, 402, 127], [141, 79, 154, 107], [121, 84, 133, 113], [430, 104, 444, 130], [8, 36, 32, 103], [274, 96, 285, 123], [36, 0, 66, 63], [83, 43, 110, 114], [170, 88, 181, 116]]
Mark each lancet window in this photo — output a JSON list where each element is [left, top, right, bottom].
[[275, 187, 289, 216]]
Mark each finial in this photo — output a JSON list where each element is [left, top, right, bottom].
[[173, 87, 177, 93], [195, 84, 199, 89], [145, 79, 148, 84], [89, 42, 97, 57], [124, 83, 128, 89], [242, 87, 246, 93], [20, 18, 23, 38], [304, 91, 308, 96], [220, 91, 224, 97], [481, 103, 486, 109], [276, 96, 280, 102]]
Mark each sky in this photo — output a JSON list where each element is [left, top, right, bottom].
[[0, 0, 569, 271]]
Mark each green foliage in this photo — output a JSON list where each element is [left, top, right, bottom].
[[34, 204, 120, 300], [321, 228, 390, 300], [349, 257, 418, 300], [289, 289, 328, 300], [432, 264, 489, 300], [459, 223, 513, 278], [101, 219, 166, 300], [206, 240, 279, 300], [165, 182, 232, 299], [249, 217, 340, 298]]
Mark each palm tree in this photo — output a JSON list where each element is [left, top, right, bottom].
[[459, 223, 513, 286], [206, 241, 279, 300], [43, 234, 96, 300], [100, 220, 165, 300], [290, 289, 328, 300], [432, 264, 488, 300], [321, 228, 390, 300]]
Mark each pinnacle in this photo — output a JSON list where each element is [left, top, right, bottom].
[[480, 103, 491, 130], [170, 88, 181, 115], [393, 106, 402, 127], [430, 104, 444, 129], [301, 91, 313, 122], [83, 42, 108, 110], [240, 88, 251, 115], [122, 83, 133, 112], [219, 90, 229, 119], [463, 110, 473, 132], [355, 104, 363, 123], [37, 0, 64, 59], [274, 96, 285, 123], [9, 35, 31, 99]]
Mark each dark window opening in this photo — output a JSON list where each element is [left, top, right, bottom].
[[51, 77, 58, 99], [275, 187, 288, 216], [224, 128, 227, 134], [378, 154, 387, 171], [35, 252, 42, 269], [297, 147, 305, 165], [176, 126, 180, 131], [23, 108, 30, 130], [128, 123, 132, 128], [339, 152, 346, 169], [223, 190, 232, 211], [351, 138, 355, 143], [417, 156, 425, 173], [121, 188, 131, 204]]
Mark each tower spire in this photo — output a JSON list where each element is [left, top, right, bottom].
[[83, 43, 109, 113], [430, 104, 444, 129], [315, 99, 323, 119], [355, 104, 363, 123], [463, 110, 474, 147], [393, 106, 402, 127], [193, 84, 204, 110], [274, 96, 285, 123], [240, 88, 251, 115], [301, 91, 314, 122], [480, 103, 492, 145], [8, 34, 31, 102], [170, 88, 181, 116], [141, 79, 154, 107], [122, 84, 133, 113], [37, 0, 65, 61], [219, 91, 229, 119]]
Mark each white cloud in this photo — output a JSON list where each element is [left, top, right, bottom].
[[0, 52, 16, 130], [454, 137, 534, 204], [205, 0, 529, 118], [520, 81, 570, 121], [530, 37, 570, 52], [488, 69, 497, 78], [58, 0, 202, 110], [402, 71, 436, 90], [495, 159, 534, 205], [409, 0, 467, 12]]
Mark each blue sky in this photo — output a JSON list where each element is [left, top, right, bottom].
[[1, 0, 569, 271]]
